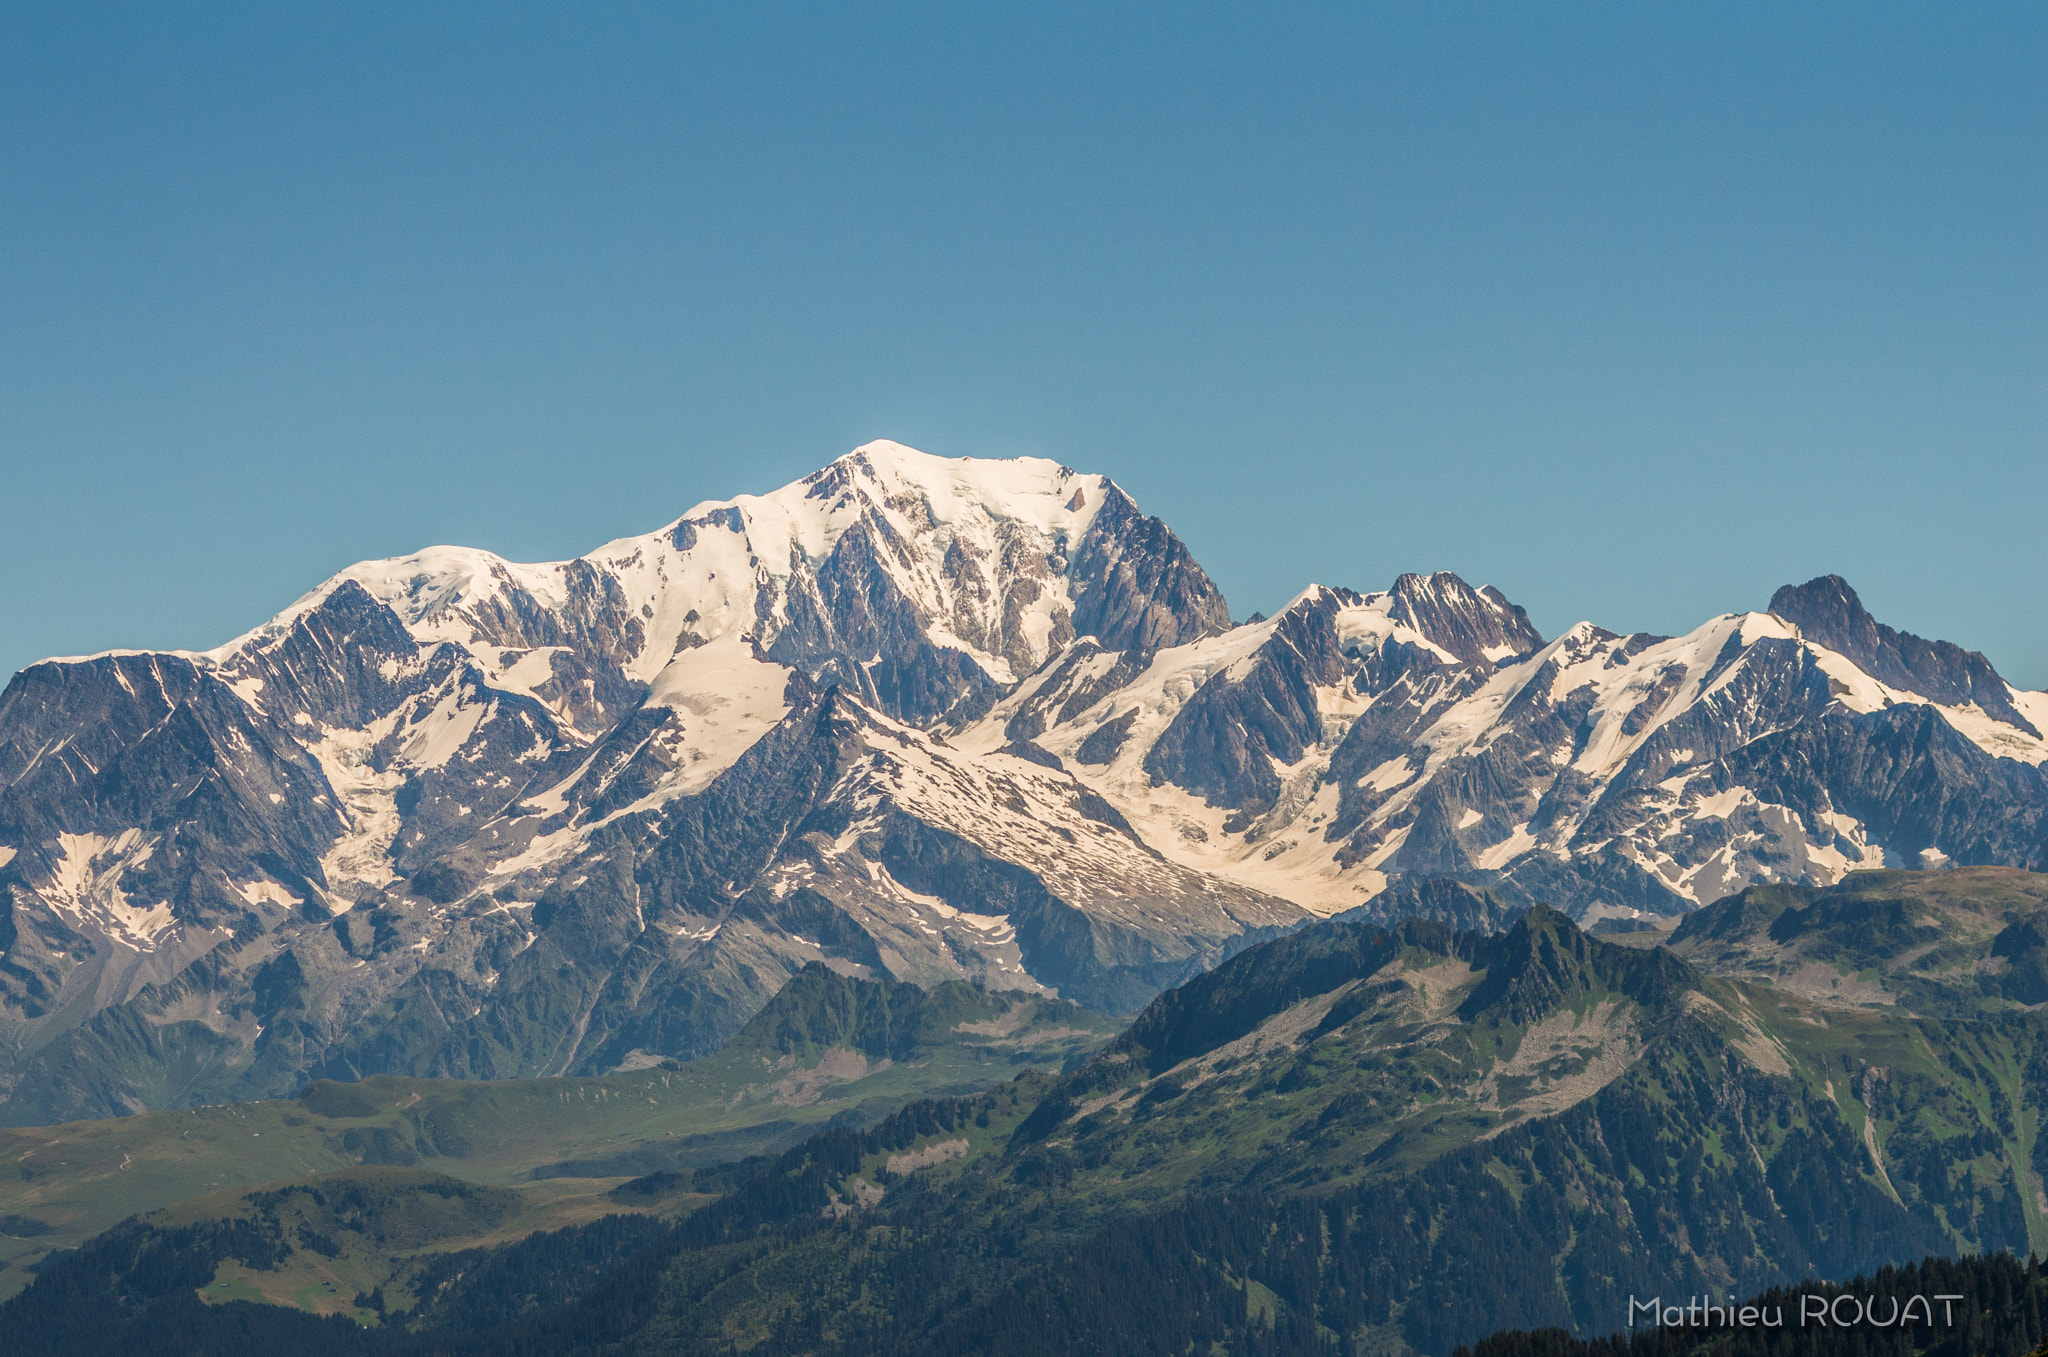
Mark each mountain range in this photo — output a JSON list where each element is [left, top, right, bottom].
[[3, 440, 2044, 1124]]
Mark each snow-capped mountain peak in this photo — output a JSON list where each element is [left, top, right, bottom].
[[199, 442, 1221, 738]]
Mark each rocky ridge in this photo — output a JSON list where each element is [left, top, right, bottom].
[[990, 573, 2048, 924]]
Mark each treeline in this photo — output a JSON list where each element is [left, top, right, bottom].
[[0, 1216, 376, 1357], [0, 1176, 443, 1356]]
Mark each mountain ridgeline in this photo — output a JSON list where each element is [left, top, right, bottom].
[[1, 441, 2045, 1125]]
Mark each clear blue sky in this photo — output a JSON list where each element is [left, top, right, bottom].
[[3, 3, 2043, 687]]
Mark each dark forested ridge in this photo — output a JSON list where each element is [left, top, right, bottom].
[[1456, 1254, 2048, 1357], [10, 885, 2048, 1356]]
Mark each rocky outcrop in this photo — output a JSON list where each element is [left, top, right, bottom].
[[1066, 484, 1232, 653], [1387, 571, 1543, 664], [1143, 587, 1355, 818], [1771, 575, 2035, 733]]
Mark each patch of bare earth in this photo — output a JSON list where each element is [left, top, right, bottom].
[[823, 1177, 885, 1218], [1770, 962, 1893, 1007], [1473, 1000, 1642, 1133], [771, 1049, 887, 1106], [1682, 991, 1794, 1076], [953, 1007, 1029, 1039], [1395, 959, 1476, 1024], [886, 1138, 969, 1174]]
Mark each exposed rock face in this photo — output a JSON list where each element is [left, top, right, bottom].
[[1770, 575, 2035, 733], [993, 583, 2048, 931], [1386, 571, 1543, 665], [1334, 877, 1524, 936], [1, 441, 2044, 1124], [1067, 484, 1233, 653], [1142, 586, 1355, 820]]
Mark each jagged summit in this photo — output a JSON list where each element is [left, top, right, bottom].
[[1770, 573, 2035, 733], [1386, 570, 1544, 664], [191, 441, 1229, 735]]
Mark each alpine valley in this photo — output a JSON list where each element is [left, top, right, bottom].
[[3, 441, 2046, 1128]]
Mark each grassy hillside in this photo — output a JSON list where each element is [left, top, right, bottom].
[[1669, 867, 2048, 1015], [0, 966, 1117, 1297], [929, 902, 2048, 1256], [177, 1167, 695, 1325]]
